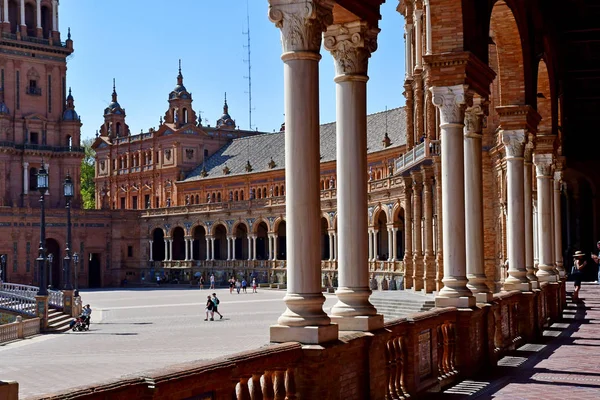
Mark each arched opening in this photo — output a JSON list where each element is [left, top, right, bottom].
[[263, 188, 267, 198], [172, 227, 185, 260], [217, 192, 221, 203], [255, 222, 268, 260], [45, 238, 61, 289], [195, 194, 199, 204], [280, 185, 285, 196], [257, 188, 261, 199], [116, 122, 121, 137], [152, 228, 165, 261], [234, 223, 249, 260], [211, 193, 216, 203], [9, 0, 18, 34], [537, 59, 552, 135], [24, 2, 35, 36], [274, 186, 279, 197], [235, 191, 239, 201], [41, 5, 51, 38], [182, 108, 188, 124], [320, 217, 330, 260], [66, 135, 72, 148], [240, 190, 244, 201], [29, 167, 38, 191], [395, 208, 406, 260], [376, 210, 388, 261], [277, 220, 287, 260], [213, 224, 227, 260], [192, 226, 206, 261]]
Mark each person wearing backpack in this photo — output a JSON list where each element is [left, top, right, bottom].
[[211, 293, 223, 319]]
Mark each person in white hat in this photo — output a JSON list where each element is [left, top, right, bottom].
[[572, 251, 587, 300]]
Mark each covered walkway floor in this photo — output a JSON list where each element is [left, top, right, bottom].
[[429, 282, 600, 399]]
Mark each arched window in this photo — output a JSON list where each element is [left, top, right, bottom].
[[195, 195, 199, 204], [320, 180, 325, 190], [217, 192, 221, 202], [240, 190, 244, 201], [24, 2, 35, 36], [29, 167, 38, 191], [41, 5, 51, 38], [257, 188, 261, 199], [280, 185, 285, 196], [211, 193, 216, 203], [263, 187, 267, 198], [235, 191, 239, 201], [116, 122, 121, 136], [275, 186, 279, 197], [376, 170, 382, 180], [190, 195, 194, 205], [183, 108, 188, 124], [66, 135, 72, 149]]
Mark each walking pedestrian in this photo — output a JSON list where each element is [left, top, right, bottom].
[[235, 279, 241, 294], [212, 293, 223, 319], [204, 295, 214, 321], [572, 251, 587, 301], [252, 277, 257, 293], [199, 275, 204, 290], [229, 276, 235, 294], [242, 278, 247, 293], [209, 274, 215, 290]]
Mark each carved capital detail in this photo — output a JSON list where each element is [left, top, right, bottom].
[[533, 153, 554, 177], [501, 130, 526, 159], [524, 136, 535, 163], [268, 0, 334, 53], [430, 85, 471, 126], [324, 20, 379, 76], [464, 100, 487, 136]]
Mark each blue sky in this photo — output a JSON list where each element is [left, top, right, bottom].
[[60, 0, 406, 140]]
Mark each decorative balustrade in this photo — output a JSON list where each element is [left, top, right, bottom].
[[0, 283, 39, 299], [394, 139, 441, 177], [48, 289, 64, 309], [0, 292, 37, 316], [0, 316, 41, 344], [159, 259, 287, 270], [369, 260, 405, 273]]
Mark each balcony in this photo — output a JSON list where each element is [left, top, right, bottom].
[[26, 86, 42, 96], [0, 141, 84, 153], [1, 31, 69, 50], [394, 139, 440, 176]]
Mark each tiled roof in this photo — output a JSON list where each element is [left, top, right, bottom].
[[184, 107, 406, 181]]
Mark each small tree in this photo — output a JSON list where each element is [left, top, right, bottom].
[[81, 138, 96, 209]]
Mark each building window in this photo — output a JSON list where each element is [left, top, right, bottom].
[[120, 197, 126, 209], [16, 71, 20, 110], [127, 246, 133, 257], [132, 196, 138, 210], [155, 196, 159, 208], [144, 194, 150, 209], [29, 167, 38, 191], [30, 132, 39, 145], [47, 75, 52, 113], [27, 79, 42, 96]]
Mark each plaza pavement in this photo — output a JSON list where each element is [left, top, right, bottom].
[[0, 287, 339, 399]]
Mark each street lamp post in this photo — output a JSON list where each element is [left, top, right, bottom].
[[0, 254, 6, 283], [48, 253, 54, 289], [73, 252, 79, 290], [63, 174, 74, 290], [36, 164, 49, 296]]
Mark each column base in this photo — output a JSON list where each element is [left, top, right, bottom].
[[529, 280, 540, 289], [435, 295, 476, 308], [503, 281, 531, 291], [475, 292, 494, 303], [536, 275, 558, 283], [330, 314, 384, 332], [270, 323, 338, 344]]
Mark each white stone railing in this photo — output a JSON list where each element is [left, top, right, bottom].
[[48, 289, 64, 309], [394, 139, 441, 176], [0, 316, 40, 344], [0, 282, 39, 300], [0, 292, 37, 316]]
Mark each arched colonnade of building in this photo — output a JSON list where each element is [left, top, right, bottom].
[[0, 0, 59, 39]]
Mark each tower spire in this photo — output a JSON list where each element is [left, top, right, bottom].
[[223, 92, 228, 114], [112, 78, 117, 102], [177, 59, 183, 85]]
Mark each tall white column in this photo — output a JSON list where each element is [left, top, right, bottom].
[[52, 0, 57, 32], [534, 154, 557, 282], [328, 232, 334, 261], [149, 240, 153, 261], [252, 236, 257, 260], [424, 0, 432, 55], [232, 237, 237, 260], [325, 20, 382, 331], [184, 238, 190, 261], [210, 238, 215, 261], [23, 162, 29, 195], [273, 234, 279, 260], [502, 130, 531, 291], [332, 232, 337, 261], [524, 140, 539, 288], [464, 101, 493, 302], [226, 237, 231, 260], [36, 0, 41, 28], [533, 200, 539, 266], [247, 236, 252, 261], [404, 23, 413, 79], [387, 228, 393, 261], [430, 85, 475, 307], [368, 230, 373, 261], [373, 230, 379, 261], [554, 171, 565, 277], [414, 9, 423, 69], [268, 0, 338, 343], [164, 240, 168, 262], [168, 240, 173, 261], [392, 228, 398, 261], [19, 0, 25, 28], [205, 237, 210, 261], [3, 0, 9, 24]]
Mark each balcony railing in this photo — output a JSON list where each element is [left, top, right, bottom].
[[1, 31, 68, 48], [394, 139, 440, 176], [26, 86, 42, 96], [0, 141, 84, 153]]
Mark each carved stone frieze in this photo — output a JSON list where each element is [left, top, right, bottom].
[[268, 0, 334, 53], [533, 153, 554, 177], [430, 85, 471, 126], [501, 130, 526, 159], [324, 21, 379, 76]]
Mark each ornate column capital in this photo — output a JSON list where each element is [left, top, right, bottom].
[[501, 129, 526, 159], [268, 0, 334, 54], [430, 85, 472, 126], [554, 169, 563, 183], [533, 153, 554, 177], [410, 170, 423, 190], [524, 134, 534, 163], [464, 98, 488, 137], [324, 20, 379, 77]]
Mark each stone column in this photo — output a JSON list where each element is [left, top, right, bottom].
[[19, 0, 25, 31], [373, 230, 379, 261], [185, 238, 190, 261], [414, 9, 423, 69], [434, 163, 444, 290], [149, 240, 153, 261], [205, 237, 210, 261], [404, 23, 413, 79], [387, 228, 393, 261], [164, 240, 168, 262], [252, 236, 257, 261], [168, 240, 173, 261], [430, 85, 475, 307], [226, 237, 231, 260], [52, 0, 57, 32], [392, 228, 398, 261], [464, 101, 493, 302], [368, 230, 373, 261], [502, 130, 531, 291], [411, 172, 423, 291], [554, 170, 565, 277], [247, 236, 252, 261], [36, 0, 41, 37], [424, 0, 432, 55], [273, 233, 279, 260], [332, 231, 337, 261], [535, 154, 557, 282], [403, 179, 414, 289], [324, 19, 382, 331], [328, 231, 334, 261], [23, 162, 29, 195], [210, 237, 215, 261], [268, 0, 338, 344], [524, 139, 539, 288], [3, 0, 9, 25], [422, 167, 436, 293]]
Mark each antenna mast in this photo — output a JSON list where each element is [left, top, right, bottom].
[[243, 0, 254, 131]]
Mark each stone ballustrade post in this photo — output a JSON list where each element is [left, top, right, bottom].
[[325, 19, 383, 331], [502, 130, 531, 291], [464, 100, 493, 302], [534, 153, 558, 282], [411, 171, 424, 291], [268, 0, 338, 343], [554, 170, 565, 277], [430, 85, 475, 307], [524, 138, 539, 288]]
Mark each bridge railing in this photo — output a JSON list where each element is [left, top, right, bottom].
[[48, 289, 64, 309], [0, 292, 37, 316], [0, 283, 39, 300], [0, 316, 41, 344]]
